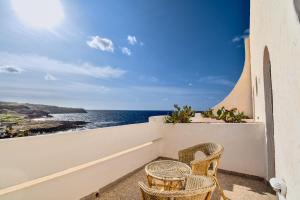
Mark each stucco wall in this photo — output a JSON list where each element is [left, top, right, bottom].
[[250, 0, 300, 199], [159, 122, 267, 178], [214, 38, 253, 118], [0, 123, 162, 200], [0, 120, 268, 200]]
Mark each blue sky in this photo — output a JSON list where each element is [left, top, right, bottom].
[[0, 0, 249, 110]]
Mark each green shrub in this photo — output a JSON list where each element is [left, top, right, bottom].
[[216, 107, 249, 123], [201, 107, 249, 123], [165, 104, 195, 123], [201, 108, 215, 118], [0, 114, 24, 124]]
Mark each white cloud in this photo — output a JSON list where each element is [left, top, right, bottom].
[[232, 36, 242, 43], [66, 82, 110, 93], [138, 75, 159, 83], [121, 47, 131, 56], [232, 35, 248, 43], [87, 36, 114, 52], [80, 63, 126, 78], [127, 35, 137, 45], [232, 28, 250, 43], [0, 65, 23, 73], [198, 76, 234, 87], [0, 81, 111, 105], [150, 77, 158, 82], [44, 73, 57, 81], [132, 85, 219, 96], [188, 83, 193, 86], [0, 52, 126, 79]]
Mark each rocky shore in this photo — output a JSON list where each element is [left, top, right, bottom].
[[0, 101, 88, 139]]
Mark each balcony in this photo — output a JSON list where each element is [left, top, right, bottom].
[[83, 161, 275, 200], [0, 117, 276, 200]]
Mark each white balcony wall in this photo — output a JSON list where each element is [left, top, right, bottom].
[[0, 123, 162, 200], [150, 116, 267, 178], [161, 123, 266, 178], [0, 119, 267, 200]]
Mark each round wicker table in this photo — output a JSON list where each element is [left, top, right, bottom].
[[145, 160, 192, 191]]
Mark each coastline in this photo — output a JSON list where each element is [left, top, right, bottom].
[[0, 102, 171, 139], [0, 101, 88, 139]]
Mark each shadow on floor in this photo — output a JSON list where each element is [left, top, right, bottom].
[[212, 171, 275, 200]]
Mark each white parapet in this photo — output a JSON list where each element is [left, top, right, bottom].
[[0, 123, 162, 200], [159, 122, 267, 178], [0, 119, 268, 200]]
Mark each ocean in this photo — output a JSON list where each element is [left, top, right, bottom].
[[49, 110, 170, 130]]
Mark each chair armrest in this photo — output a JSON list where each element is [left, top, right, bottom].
[[190, 159, 210, 175], [191, 157, 219, 176], [178, 149, 195, 166]]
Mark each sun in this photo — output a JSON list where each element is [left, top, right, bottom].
[[11, 0, 64, 30]]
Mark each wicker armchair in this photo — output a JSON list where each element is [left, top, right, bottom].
[[178, 143, 226, 200], [139, 175, 216, 200]]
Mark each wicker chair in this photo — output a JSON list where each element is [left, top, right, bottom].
[[178, 143, 226, 200], [139, 175, 216, 200]]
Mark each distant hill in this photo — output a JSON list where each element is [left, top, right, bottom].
[[0, 101, 86, 118], [24, 103, 87, 114]]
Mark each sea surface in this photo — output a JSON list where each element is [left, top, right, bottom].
[[49, 110, 170, 130]]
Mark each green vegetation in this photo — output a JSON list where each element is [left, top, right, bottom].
[[215, 107, 249, 123], [201, 108, 215, 118], [201, 107, 249, 123], [0, 102, 88, 139], [0, 114, 24, 124], [0, 114, 26, 138], [165, 105, 195, 123]]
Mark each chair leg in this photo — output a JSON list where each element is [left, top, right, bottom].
[[140, 188, 146, 200], [146, 175, 153, 187], [205, 191, 212, 200], [214, 175, 227, 200]]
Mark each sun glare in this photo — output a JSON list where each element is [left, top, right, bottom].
[[11, 0, 64, 30]]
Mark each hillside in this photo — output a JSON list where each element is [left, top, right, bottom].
[[0, 101, 86, 118], [0, 102, 87, 138]]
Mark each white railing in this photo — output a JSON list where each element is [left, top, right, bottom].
[[0, 119, 267, 200]]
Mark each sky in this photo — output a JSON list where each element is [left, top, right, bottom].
[[0, 0, 250, 110]]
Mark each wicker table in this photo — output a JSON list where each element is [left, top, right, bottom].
[[145, 160, 192, 191]]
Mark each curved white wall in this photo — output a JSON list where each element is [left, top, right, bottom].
[[214, 38, 253, 118]]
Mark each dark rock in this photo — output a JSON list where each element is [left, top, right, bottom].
[[0, 120, 88, 139], [0, 101, 88, 139]]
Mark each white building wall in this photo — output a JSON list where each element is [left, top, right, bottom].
[[250, 0, 300, 199], [214, 38, 253, 118]]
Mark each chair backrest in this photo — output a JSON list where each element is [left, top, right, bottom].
[[199, 143, 223, 157], [178, 143, 224, 176], [138, 175, 216, 200], [179, 143, 223, 162]]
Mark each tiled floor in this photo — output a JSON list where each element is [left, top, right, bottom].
[[85, 167, 276, 200]]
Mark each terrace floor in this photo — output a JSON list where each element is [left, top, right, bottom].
[[83, 162, 276, 200]]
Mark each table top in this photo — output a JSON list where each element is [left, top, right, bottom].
[[145, 160, 192, 181]]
